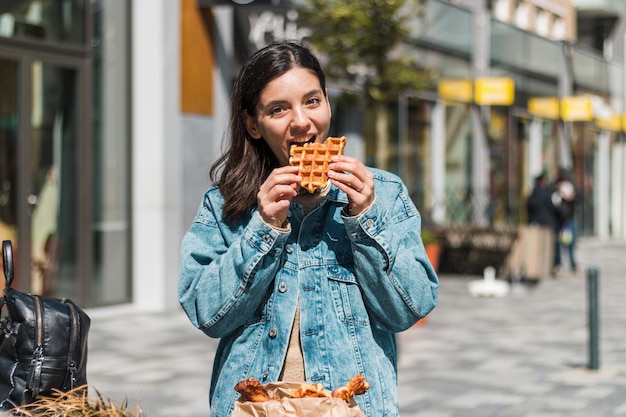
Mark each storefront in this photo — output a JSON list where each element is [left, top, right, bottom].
[[0, 0, 132, 307]]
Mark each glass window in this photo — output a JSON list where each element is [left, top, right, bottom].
[[491, 21, 562, 79], [534, 9, 551, 37], [411, 0, 473, 56], [418, 47, 471, 79], [514, 2, 530, 30], [572, 47, 612, 94], [29, 62, 79, 298], [493, 0, 511, 22], [552, 17, 565, 40], [0, 0, 86, 46], [403, 99, 431, 214], [443, 103, 473, 224]]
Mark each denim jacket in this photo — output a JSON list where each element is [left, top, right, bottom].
[[179, 168, 439, 417]]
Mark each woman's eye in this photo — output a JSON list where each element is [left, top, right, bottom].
[[307, 97, 321, 106], [269, 106, 285, 115]]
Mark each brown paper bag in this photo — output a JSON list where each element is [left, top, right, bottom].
[[232, 381, 366, 417]]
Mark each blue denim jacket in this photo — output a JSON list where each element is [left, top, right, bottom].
[[179, 168, 439, 417]]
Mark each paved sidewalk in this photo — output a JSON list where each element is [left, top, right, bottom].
[[85, 237, 626, 417], [398, 237, 626, 417]]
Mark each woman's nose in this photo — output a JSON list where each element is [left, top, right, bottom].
[[290, 107, 310, 131]]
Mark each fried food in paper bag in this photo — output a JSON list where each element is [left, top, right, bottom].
[[234, 378, 275, 403], [233, 374, 370, 417]]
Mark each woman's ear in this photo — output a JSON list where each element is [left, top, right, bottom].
[[244, 112, 262, 139]]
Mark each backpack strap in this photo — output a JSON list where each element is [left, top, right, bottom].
[[2, 240, 13, 289]]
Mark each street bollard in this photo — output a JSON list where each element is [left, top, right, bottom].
[[587, 267, 599, 370]]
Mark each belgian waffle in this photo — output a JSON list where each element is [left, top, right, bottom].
[[289, 136, 346, 194]]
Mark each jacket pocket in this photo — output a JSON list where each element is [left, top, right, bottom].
[[327, 265, 369, 327]]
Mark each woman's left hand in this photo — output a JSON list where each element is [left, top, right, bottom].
[[328, 155, 375, 216]]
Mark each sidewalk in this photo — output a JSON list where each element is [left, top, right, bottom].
[[86, 237, 626, 417], [398, 237, 626, 417]]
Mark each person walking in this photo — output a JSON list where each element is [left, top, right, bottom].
[[551, 167, 578, 274], [526, 173, 561, 276], [178, 40, 439, 417], [527, 173, 560, 228]]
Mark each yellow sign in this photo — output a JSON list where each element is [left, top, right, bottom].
[[596, 115, 621, 132], [474, 77, 515, 106], [437, 79, 473, 103], [560, 96, 593, 121], [528, 97, 559, 119], [622, 114, 626, 132]]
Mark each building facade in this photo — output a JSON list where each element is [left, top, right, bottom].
[[0, 0, 624, 310]]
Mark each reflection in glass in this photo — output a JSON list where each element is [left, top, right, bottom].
[[414, 1, 473, 55], [30, 62, 78, 298], [0, 0, 86, 45]]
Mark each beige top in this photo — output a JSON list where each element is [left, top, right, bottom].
[[279, 305, 305, 381], [278, 189, 328, 382]]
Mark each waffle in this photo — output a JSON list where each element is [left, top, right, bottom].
[[289, 136, 346, 194]]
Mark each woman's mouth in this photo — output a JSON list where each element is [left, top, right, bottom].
[[289, 135, 317, 148]]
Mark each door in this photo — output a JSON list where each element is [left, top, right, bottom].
[[0, 58, 19, 281], [0, 55, 89, 302]]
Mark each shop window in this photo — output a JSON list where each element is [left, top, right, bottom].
[[552, 17, 565, 40], [535, 9, 551, 37], [0, 0, 86, 45], [493, 0, 511, 22]]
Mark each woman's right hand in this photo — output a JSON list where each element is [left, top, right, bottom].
[[257, 165, 301, 228]]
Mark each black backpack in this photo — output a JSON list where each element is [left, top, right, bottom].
[[0, 240, 90, 411]]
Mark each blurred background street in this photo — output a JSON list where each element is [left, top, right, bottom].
[[86, 236, 626, 417], [3, 2, 626, 415]]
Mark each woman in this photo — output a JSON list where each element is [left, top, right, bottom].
[[179, 40, 439, 417]]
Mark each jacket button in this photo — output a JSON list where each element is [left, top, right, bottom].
[[268, 327, 278, 338], [278, 283, 287, 293], [366, 219, 375, 228], [262, 234, 271, 243], [285, 244, 293, 253]]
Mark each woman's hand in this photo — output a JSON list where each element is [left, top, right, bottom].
[[328, 156, 375, 216], [257, 165, 301, 228]]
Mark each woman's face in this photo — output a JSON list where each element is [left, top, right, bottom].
[[245, 67, 331, 166]]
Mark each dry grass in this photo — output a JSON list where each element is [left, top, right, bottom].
[[8, 386, 146, 417]]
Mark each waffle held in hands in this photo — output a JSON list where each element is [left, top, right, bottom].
[[289, 136, 346, 194]]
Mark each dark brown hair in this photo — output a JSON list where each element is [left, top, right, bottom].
[[210, 40, 327, 224]]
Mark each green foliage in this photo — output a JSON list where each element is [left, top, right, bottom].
[[421, 230, 440, 245], [299, 0, 434, 102]]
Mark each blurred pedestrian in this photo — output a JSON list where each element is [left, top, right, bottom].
[[527, 173, 560, 230], [551, 167, 578, 274], [525, 173, 560, 278], [178, 40, 439, 417]]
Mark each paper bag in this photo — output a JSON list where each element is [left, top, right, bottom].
[[232, 381, 366, 417]]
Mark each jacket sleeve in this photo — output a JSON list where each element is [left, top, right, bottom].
[[178, 194, 290, 338], [342, 175, 439, 332]]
